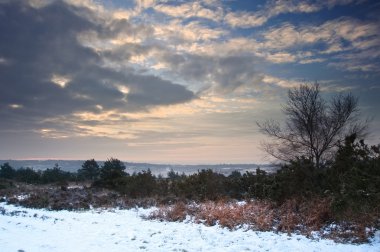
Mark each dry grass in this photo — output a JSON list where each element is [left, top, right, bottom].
[[150, 200, 275, 231], [276, 197, 332, 234], [193, 200, 275, 230], [149, 197, 378, 243], [2, 182, 377, 243], [149, 201, 188, 222]]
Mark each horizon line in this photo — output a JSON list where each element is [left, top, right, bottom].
[[0, 158, 274, 166]]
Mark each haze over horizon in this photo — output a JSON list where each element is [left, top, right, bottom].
[[1, 0, 379, 164]]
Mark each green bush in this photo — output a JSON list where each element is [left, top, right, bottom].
[[113, 170, 157, 198], [0, 178, 13, 189], [271, 158, 326, 201], [173, 169, 227, 200], [99, 158, 126, 182], [225, 171, 244, 199], [15, 167, 41, 184], [41, 164, 73, 184], [240, 168, 274, 200], [0, 163, 16, 179], [328, 135, 380, 215], [78, 159, 100, 181]]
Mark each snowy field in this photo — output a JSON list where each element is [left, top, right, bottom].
[[0, 202, 379, 252]]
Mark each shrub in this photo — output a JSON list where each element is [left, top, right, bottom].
[[15, 167, 41, 184], [270, 158, 325, 201], [113, 170, 157, 198], [78, 159, 100, 181], [99, 158, 126, 182], [0, 178, 13, 189], [327, 135, 380, 218], [41, 164, 73, 184], [173, 169, 227, 200], [225, 171, 244, 199], [240, 169, 274, 200], [0, 163, 16, 179]]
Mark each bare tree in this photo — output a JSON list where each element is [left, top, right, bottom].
[[257, 83, 368, 168]]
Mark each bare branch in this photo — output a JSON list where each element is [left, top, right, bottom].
[[257, 83, 369, 168]]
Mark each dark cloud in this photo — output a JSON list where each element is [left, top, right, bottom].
[[159, 53, 262, 93], [0, 0, 195, 132], [126, 74, 195, 108]]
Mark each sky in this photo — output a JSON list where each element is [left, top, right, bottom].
[[0, 0, 379, 164]]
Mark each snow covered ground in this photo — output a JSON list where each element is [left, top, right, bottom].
[[0, 202, 379, 252]]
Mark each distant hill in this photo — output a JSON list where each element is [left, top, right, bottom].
[[0, 160, 278, 176]]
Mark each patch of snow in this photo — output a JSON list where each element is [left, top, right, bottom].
[[15, 194, 30, 200], [67, 185, 84, 189], [0, 202, 379, 252]]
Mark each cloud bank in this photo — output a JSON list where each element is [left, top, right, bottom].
[[0, 0, 379, 163], [0, 0, 195, 135]]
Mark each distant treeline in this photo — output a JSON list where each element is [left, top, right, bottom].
[[0, 163, 75, 185], [1, 134, 379, 216]]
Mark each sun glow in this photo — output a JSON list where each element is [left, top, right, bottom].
[[9, 104, 23, 109], [51, 74, 71, 88]]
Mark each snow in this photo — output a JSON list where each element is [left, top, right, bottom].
[[0, 202, 379, 252]]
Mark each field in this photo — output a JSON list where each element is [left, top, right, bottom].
[[1, 202, 379, 252]]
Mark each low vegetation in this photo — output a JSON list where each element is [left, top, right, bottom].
[[1, 84, 379, 243], [0, 134, 379, 243]]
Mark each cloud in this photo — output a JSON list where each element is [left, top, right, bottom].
[[224, 0, 362, 28], [256, 17, 380, 69], [262, 75, 303, 89], [0, 0, 378, 163], [134, 0, 363, 32], [224, 11, 268, 28], [328, 61, 379, 72], [153, 1, 223, 22], [299, 58, 325, 64], [125, 73, 195, 108], [148, 14, 378, 71], [153, 20, 226, 43], [0, 0, 195, 135], [154, 52, 264, 94], [262, 74, 358, 94], [261, 17, 379, 50]]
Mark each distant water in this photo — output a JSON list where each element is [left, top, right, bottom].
[[0, 160, 278, 176]]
